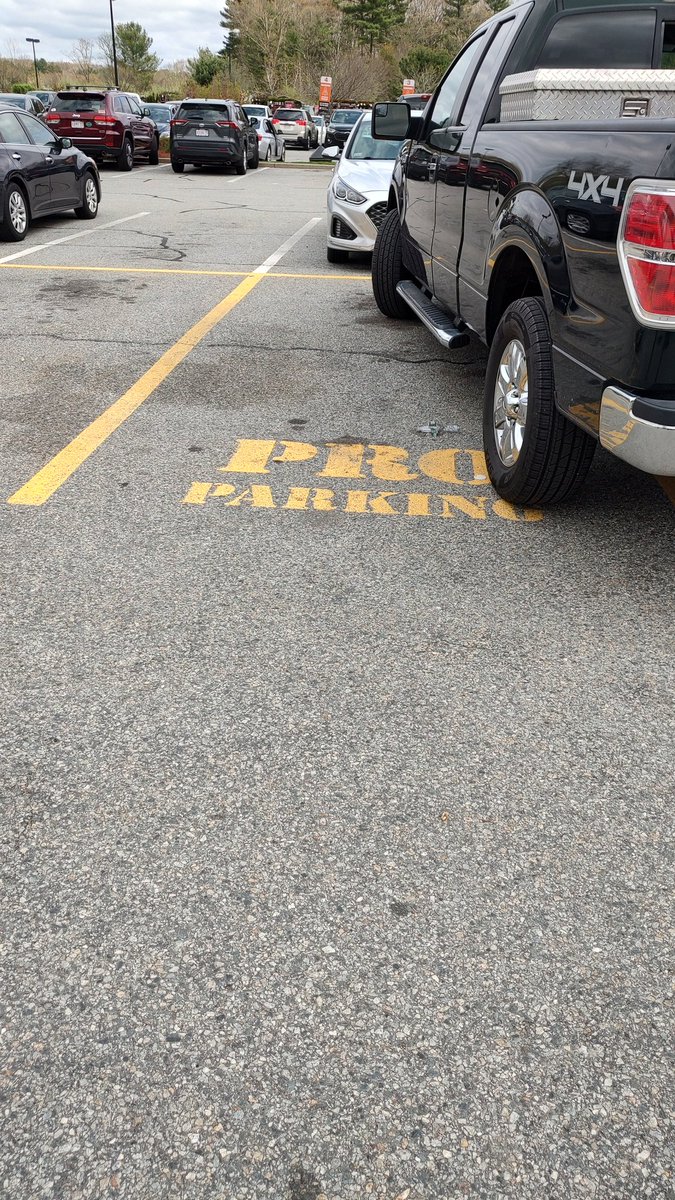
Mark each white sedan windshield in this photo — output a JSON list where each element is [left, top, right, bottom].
[[346, 119, 402, 161]]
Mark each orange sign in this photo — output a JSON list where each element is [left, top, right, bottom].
[[319, 76, 332, 105], [402, 78, 415, 96]]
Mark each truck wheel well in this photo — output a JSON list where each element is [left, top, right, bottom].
[[388, 188, 397, 211], [486, 248, 542, 344]]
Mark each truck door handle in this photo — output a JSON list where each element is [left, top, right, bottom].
[[12, 153, 21, 160], [45, 156, 53, 164]]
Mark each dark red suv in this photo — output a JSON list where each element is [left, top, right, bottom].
[[45, 89, 158, 171]]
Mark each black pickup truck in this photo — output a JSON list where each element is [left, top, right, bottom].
[[371, 0, 675, 504]]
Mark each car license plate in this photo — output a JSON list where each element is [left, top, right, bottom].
[[194, 129, 208, 136], [72, 120, 84, 128]]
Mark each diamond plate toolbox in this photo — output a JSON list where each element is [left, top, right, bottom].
[[499, 69, 675, 122]]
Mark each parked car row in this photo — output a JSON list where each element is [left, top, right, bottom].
[[0, 85, 317, 242]]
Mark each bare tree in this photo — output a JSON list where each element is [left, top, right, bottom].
[[0, 40, 31, 90], [71, 37, 96, 82], [97, 33, 117, 86]]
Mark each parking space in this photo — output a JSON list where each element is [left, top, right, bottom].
[[1, 162, 673, 1199]]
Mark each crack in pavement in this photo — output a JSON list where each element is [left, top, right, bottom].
[[4, 333, 481, 368], [201, 340, 482, 366]]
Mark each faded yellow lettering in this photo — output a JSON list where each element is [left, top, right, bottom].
[[223, 485, 276, 509], [272, 441, 319, 466], [367, 444, 418, 482], [284, 487, 336, 511], [218, 439, 277, 474], [218, 438, 317, 474], [344, 490, 399, 515], [439, 494, 490, 519], [182, 481, 217, 505], [317, 442, 366, 479], [405, 492, 431, 517], [492, 500, 544, 523], [418, 448, 488, 486]]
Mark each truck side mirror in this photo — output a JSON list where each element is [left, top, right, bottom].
[[372, 102, 410, 140]]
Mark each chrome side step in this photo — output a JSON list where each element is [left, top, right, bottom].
[[396, 280, 470, 350]]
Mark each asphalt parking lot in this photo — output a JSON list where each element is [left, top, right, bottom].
[[1, 158, 673, 1200]]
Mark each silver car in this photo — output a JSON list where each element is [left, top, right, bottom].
[[253, 116, 285, 162], [0, 93, 45, 116], [272, 106, 312, 149], [325, 111, 406, 262]]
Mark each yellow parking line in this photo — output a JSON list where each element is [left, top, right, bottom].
[[7, 274, 262, 508], [0, 263, 370, 281]]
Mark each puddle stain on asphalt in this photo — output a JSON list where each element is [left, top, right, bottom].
[[38, 276, 148, 307]]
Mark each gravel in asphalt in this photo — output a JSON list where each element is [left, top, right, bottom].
[[1, 156, 673, 1200]]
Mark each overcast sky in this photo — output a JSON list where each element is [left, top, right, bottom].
[[1, 0, 224, 66]]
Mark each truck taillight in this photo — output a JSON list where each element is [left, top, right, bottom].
[[45, 113, 60, 123], [618, 180, 675, 326], [93, 115, 116, 126]]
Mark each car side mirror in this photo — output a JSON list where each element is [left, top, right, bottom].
[[372, 101, 410, 140], [249, 116, 258, 127], [59, 136, 73, 150], [322, 145, 340, 159], [142, 107, 151, 117]]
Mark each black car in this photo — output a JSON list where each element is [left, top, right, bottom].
[[0, 106, 100, 241], [325, 109, 362, 149], [170, 99, 259, 174]]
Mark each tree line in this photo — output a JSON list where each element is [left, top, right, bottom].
[[0, 0, 504, 102]]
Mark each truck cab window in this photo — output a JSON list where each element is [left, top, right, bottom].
[[662, 23, 675, 67], [538, 10, 655, 68], [426, 34, 486, 147]]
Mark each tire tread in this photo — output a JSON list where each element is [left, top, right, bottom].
[[372, 209, 411, 320], [484, 298, 595, 506]]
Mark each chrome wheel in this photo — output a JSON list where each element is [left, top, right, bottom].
[[85, 177, 98, 213], [9, 189, 27, 235], [493, 338, 528, 467]]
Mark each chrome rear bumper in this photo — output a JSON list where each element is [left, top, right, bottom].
[[599, 385, 675, 476]]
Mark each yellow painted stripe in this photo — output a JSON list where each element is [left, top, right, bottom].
[[0, 263, 370, 282], [7, 274, 262, 508]]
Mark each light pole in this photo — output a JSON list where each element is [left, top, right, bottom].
[[108, 0, 119, 87], [26, 38, 40, 90]]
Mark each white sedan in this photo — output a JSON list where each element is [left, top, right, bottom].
[[324, 112, 406, 263], [252, 116, 286, 162]]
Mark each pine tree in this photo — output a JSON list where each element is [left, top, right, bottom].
[[341, 0, 407, 55], [219, 2, 241, 67]]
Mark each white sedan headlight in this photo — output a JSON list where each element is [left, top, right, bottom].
[[333, 176, 366, 204]]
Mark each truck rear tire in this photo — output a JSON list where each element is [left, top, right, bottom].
[[372, 209, 411, 319], [483, 297, 596, 505]]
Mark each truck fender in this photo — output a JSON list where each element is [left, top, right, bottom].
[[484, 187, 571, 341]]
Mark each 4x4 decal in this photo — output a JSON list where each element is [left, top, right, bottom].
[[567, 170, 624, 206]]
